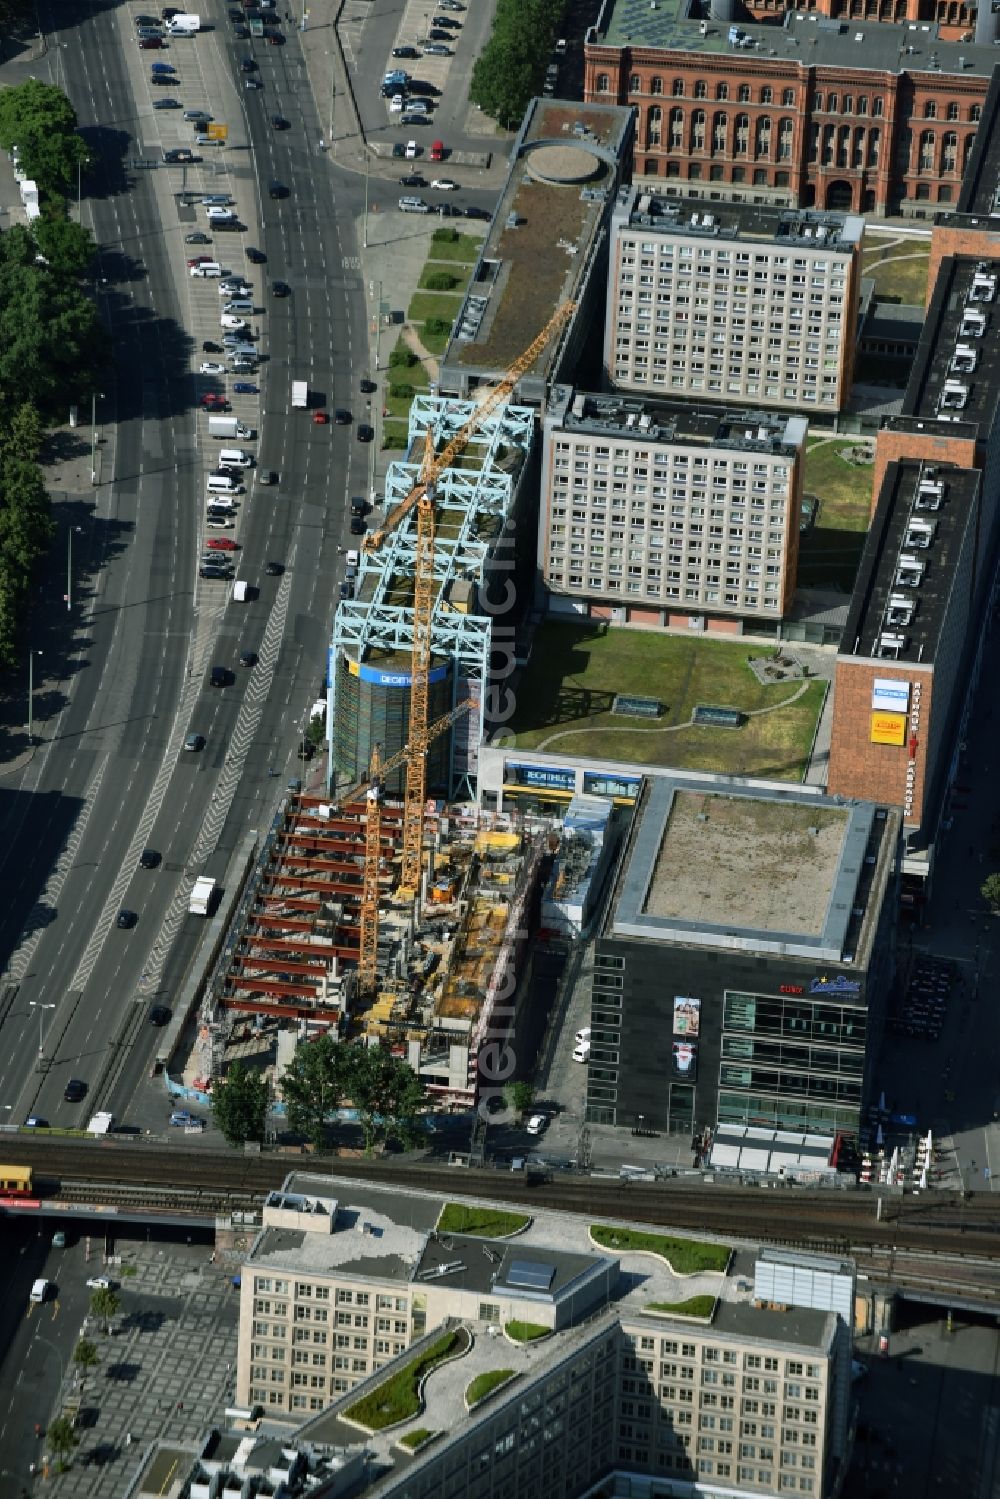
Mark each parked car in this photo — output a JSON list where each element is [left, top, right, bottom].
[[184, 109, 213, 122], [525, 1113, 546, 1136], [185, 230, 211, 243], [424, 41, 452, 54], [153, 97, 182, 109], [245, 246, 266, 263], [357, 424, 374, 442], [405, 139, 419, 159], [207, 536, 239, 551], [400, 173, 425, 187], [350, 517, 366, 535], [150, 1006, 172, 1027], [392, 44, 419, 57], [86, 1275, 116, 1291], [360, 378, 377, 394], [431, 177, 458, 190], [200, 361, 226, 375], [200, 393, 228, 410], [572, 1041, 591, 1063], [233, 381, 258, 394]]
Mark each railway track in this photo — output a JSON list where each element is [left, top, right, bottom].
[[5, 1137, 1000, 1262]]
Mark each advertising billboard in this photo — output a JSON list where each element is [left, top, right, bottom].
[[673, 996, 701, 1037], [671, 1041, 698, 1081], [870, 711, 907, 746], [872, 678, 909, 713]]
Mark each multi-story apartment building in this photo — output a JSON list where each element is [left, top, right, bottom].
[[540, 386, 806, 630], [584, 0, 995, 217], [605, 188, 862, 413], [218, 1175, 853, 1499]]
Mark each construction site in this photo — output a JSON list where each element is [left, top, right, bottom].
[[176, 313, 579, 1117]]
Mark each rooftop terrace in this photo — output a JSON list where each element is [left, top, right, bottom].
[[619, 188, 863, 250], [548, 385, 808, 453], [900, 255, 1000, 428]]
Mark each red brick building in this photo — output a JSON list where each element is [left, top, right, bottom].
[[584, 3, 992, 215]]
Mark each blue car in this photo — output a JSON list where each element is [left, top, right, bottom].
[[233, 381, 258, 394], [151, 61, 175, 72]]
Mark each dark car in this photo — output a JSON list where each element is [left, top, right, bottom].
[[139, 36, 163, 47], [239, 649, 258, 668], [186, 231, 211, 244], [165, 148, 195, 163], [139, 848, 161, 869], [136, 12, 160, 22], [267, 30, 283, 43], [265, 560, 284, 576], [432, 12, 461, 24], [296, 739, 314, 761], [150, 1006, 172, 1027], [360, 378, 377, 394], [233, 381, 258, 394], [350, 517, 366, 535], [153, 97, 182, 109], [423, 41, 452, 54], [234, 22, 250, 36], [24, 1116, 49, 1128], [427, 28, 451, 40], [334, 408, 352, 425], [271, 280, 290, 297], [391, 142, 407, 158], [151, 59, 175, 71], [437, 203, 460, 217], [357, 424, 374, 443], [245, 76, 262, 89], [116, 908, 138, 929], [245, 246, 266, 263], [400, 173, 425, 187], [184, 109, 212, 122], [351, 496, 368, 514], [241, 55, 257, 70], [203, 340, 223, 354], [151, 71, 176, 82], [200, 393, 228, 410], [392, 44, 419, 57], [268, 180, 288, 200], [161, 5, 180, 16], [210, 665, 231, 688], [64, 1078, 87, 1103], [339, 580, 351, 598], [257, 469, 277, 484], [464, 205, 490, 220], [184, 732, 205, 751], [200, 565, 231, 579], [271, 114, 288, 129]]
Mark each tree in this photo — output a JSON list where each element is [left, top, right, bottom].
[[348, 1045, 426, 1154], [280, 1032, 352, 1148], [982, 872, 1000, 912], [89, 1286, 120, 1331], [0, 79, 89, 196], [469, 0, 565, 128], [503, 1081, 534, 1116], [1, 401, 44, 464], [46, 1414, 77, 1470], [212, 1061, 270, 1147], [33, 209, 96, 281], [73, 1338, 99, 1371]]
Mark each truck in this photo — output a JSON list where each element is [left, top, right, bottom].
[[233, 581, 253, 602], [208, 415, 253, 440], [189, 875, 217, 916], [292, 381, 309, 409], [166, 13, 201, 32], [87, 1111, 115, 1136]]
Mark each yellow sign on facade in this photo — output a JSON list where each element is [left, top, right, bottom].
[[870, 711, 906, 746]]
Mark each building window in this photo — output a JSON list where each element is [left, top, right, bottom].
[[778, 119, 793, 160], [828, 93, 837, 111], [691, 110, 706, 149], [738, 83, 750, 103], [760, 86, 772, 104], [629, 73, 641, 92], [939, 184, 953, 202], [673, 77, 684, 96], [857, 95, 868, 114], [873, 97, 884, 116], [713, 111, 728, 152], [842, 94, 853, 113], [647, 105, 662, 145], [919, 129, 935, 171], [915, 182, 931, 200], [670, 107, 684, 147], [694, 80, 707, 98], [716, 81, 729, 100], [645, 158, 658, 175], [775, 170, 789, 186], [689, 162, 702, 179], [947, 101, 959, 120], [651, 75, 664, 94], [923, 100, 936, 118], [753, 168, 767, 184], [596, 73, 610, 93], [782, 88, 795, 106], [971, 103, 982, 122]]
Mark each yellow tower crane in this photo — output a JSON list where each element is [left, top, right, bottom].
[[364, 301, 575, 901], [352, 699, 474, 994]]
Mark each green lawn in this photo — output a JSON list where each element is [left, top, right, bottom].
[[407, 291, 464, 325], [399, 1428, 437, 1450], [382, 419, 410, 452], [509, 622, 826, 781], [591, 1225, 730, 1275], [420, 323, 453, 355], [345, 1329, 467, 1430], [645, 1296, 717, 1319], [466, 1369, 515, 1408], [798, 440, 875, 593], [861, 234, 931, 305], [437, 1203, 530, 1237], [505, 1321, 551, 1343], [427, 229, 485, 262]]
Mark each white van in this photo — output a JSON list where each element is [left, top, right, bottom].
[[30, 1278, 51, 1303], [223, 299, 254, 316], [190, 262, 223, 278], [207, 474, 243, 494], [218, 449, 252, 468], [220, 314, 250, 332], [207, 207, 236, 223]]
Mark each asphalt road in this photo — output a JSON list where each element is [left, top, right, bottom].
[[0, 1, 371, 1130]]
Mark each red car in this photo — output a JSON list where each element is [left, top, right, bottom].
[[187, 255, 212, 267], [200, 393, 228, 410], [313, 410, 329, 424], [139, 36, 163, 47], [206, 536, 238, 551]]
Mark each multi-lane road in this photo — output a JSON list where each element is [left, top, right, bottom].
[[0, 0, 375, 1130]]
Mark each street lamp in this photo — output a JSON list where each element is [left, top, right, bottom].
[[90, 391, 105, 486], [27, 650, 42, 743], [29, 1002, 55, 1059], [363, 153, 370, 249]]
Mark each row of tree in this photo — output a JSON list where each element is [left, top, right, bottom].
[[469, 0, 567, 130], [212, 1035, 426, 1153], [0, 81, 108, 666]]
